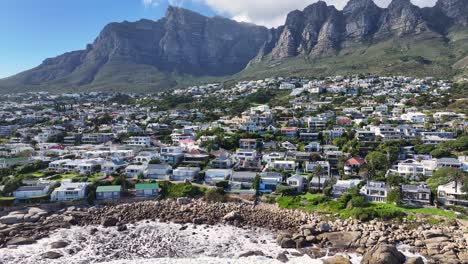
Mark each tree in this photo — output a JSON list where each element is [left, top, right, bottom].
[[92, 165, 102, 174], [430, 148, 452, 158], [312, 164, 323, 192], [276, 184, 297, 196], [253, 174, 261, 195], [148, 159, 161, 164], [365, 151, 388, 179], [204, 187, 226, 203], [387, 189, 402, 205], [426, 167, 467, 192]]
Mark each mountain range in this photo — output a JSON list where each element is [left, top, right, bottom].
[[1, 0, 467, 93]]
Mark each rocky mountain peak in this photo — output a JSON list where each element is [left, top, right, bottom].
[[343, 0, 379, 14], [377, 0, 427, 36], [343, 0, 382, 38], [1, 0, 467, 93], [435, 0, 468, 25]]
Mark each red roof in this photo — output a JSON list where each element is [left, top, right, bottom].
[[337, 119, 352, 124], [280, 127, 298, 132], [180, 138, 195, 144], [346, 157, 366, 166]]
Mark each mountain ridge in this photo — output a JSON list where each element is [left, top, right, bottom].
[[1, 0, 467, 93]]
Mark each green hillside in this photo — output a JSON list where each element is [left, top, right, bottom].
[[239, 29, 468, 81]]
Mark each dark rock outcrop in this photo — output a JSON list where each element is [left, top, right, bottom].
[[6, 237, 36, 246], [49, 240, 69, 249], [323, 255, 352, 264], [41, 251, 63, 259], [361, 244, 406, 264], [101, 217, 118, 227]]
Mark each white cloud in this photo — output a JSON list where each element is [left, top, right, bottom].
[[142, 0, 438, 27], [197, 0, 438, 28], [142, 0, 162, 7]]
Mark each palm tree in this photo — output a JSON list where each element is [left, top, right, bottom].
[[450, 170, 466, 192], [312, 164, 323, 192]]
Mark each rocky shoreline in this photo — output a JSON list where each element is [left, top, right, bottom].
[[0, 199, 467, 263]]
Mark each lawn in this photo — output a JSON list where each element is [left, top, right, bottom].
[[276, 194, 462, 221], [48, 173, 79, 181], [88, 173, 105, 181], [0, 197, 15, 201], [30, 172, 45, 178]]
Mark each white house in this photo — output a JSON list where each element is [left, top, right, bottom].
[[101, 160, 128, 175], [171, 167, 200, 181], [437, 181, 468, 206], [125, 136, 151, 147], [235, 149, 258, 161], [360, 181, 391, 202], [13, 185, 51, 199], [205, 169, 233, 184], [50, 180, 90, 201], [305, 161, 331, 177], [332, 179, 362, 198], [272, 160, 296, 171], [401, 112, 427, 123], [124, 164, 147, 178], [145, 163, 172, 180], [286, 175, 306, 192], [397, 159, 431, 179], [262, 152, 286, 165]]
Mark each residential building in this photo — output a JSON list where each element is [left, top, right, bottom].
[[437, 181, 468, 206], [332, 179, 362, 198], [272, 160, 296, 171], [239, 139, 257, 150], [96, 185, 122, 200], [205, 169, 232, 184], [13, 184, 51, 199], [401, 184, 431, 206], [50, 180, 90, 201], [145, 163, 172, 180], [360, 181, 391, 202], [171, 167, 200, 181], [124, 164, 147, 178], [286, 175, 306, 193], [135, 183, 159, 197]]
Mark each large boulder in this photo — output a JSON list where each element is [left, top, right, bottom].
[[49, 240, 69, 249], [362, 244, 406, 264], [323, 255, 352, 264], [318, 222, 331, 233], [405, 257, 424, 264], [280, 237, 296, 248], [101, 216, 118, 227], [238, 250, 264, 258], [317, 232, 360, 249], [177, 197, 190, 205], [223, 211, 242, 222], [42, 251, 63, 259], [277, 252, 289, 263], [6, 237, 36, 246], [0, 212, 24, 224]]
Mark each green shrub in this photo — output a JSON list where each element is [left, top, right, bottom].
[[158, 181, 204, 199], [204, 187, 226, 203], [347, 196, 367, 209], [215, 180, 230, 190], [275, 184, 297, 196]]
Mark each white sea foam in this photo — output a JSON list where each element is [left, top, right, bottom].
[[0, 220, 422, 264]]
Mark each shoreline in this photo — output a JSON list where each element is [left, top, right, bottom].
[[0, 199, 467, 263]]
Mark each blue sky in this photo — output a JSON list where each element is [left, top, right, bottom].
[[0, 0, 215, 78], [0, 0, 437, 78]]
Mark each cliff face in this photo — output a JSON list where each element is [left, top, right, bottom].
[[1, 0, 467, 93]]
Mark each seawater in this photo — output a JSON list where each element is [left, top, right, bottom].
[[0, 220, 423, 264]]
